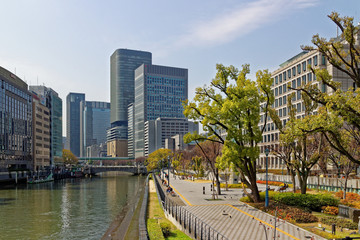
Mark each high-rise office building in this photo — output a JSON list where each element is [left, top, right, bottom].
[[66, 92, 85, 157], [127, 103, 135, 158], [109, 49, 152, 136], [32, 93, 50, 170], [80, 101, 110, 157], [29, 86, 62, 166], [144, 117, 198, 156], [0, 66, 32, 171], [134, 64, 188, 157]]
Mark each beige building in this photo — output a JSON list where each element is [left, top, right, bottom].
[[32, 94, 51, 170], [107, 139, 128, 157], [258, 49, 353, 170]]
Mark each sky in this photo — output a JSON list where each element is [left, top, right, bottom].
[[0, 0, 359, 136]]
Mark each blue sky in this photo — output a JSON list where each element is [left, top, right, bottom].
[[0, 0, 359, 135]]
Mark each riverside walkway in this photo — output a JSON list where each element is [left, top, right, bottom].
[[167, 174, 325, 240]]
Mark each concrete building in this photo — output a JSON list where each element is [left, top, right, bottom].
[[107, 139, 128, 157], [134, 64, 188, 157], [144, 117, 198, 156], [0, 66, 33, 171], [80, 101, 110, 157], [32, 94, 51, 170], [29, 85, 62, 166], [86, 143, 107, 158], [258, 50, 354, 170], [165, 134, 195, 152], [66, 92, 85, 157]]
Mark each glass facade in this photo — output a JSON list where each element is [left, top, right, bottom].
[[66, 93, 85, 157], [110, 49, 152, 140], [134, 64, 188, 157], [0, 66, 32, 171], [80, 101, 110, 157]]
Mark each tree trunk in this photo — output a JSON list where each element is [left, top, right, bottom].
[[214, 168, 221, 195], [298, 171, 309, 194], [291, 172, 296, 193], [343, 177, 348, 200]]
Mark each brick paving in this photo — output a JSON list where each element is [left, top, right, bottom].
[[167, 173, 326, 240]]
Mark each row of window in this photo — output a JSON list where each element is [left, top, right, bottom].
[[273, 54, 325, 86]]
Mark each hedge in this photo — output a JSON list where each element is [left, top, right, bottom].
[[273, 192, 339, 211]]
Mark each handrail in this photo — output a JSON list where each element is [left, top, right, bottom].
[[153, 174, 228, 240]]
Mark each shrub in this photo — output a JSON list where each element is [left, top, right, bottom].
[[265, 204, 318, 223], [273, 192, 339, 211], [323, 206, 339, 215], [320, 216, 358, 230], [240, 191, 278, 202], [335, 191, 360, 209], [219, 183, 246, 188], [160, 222, 171, 237]]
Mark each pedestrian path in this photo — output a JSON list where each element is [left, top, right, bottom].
[[168, 174, 325, 240]]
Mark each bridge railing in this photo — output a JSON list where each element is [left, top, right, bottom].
[[153, 174, 228, 240]]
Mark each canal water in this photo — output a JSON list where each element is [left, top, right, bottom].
[[0, 172, 146, 240]]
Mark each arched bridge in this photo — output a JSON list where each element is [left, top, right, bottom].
[[82, 165, 147, 175]]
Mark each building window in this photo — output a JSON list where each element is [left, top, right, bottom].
[[302, 75, 306, 85], [297, 78, 301, 87], [279, 74, 282, 83], [279, 108, 282, 117], [322, 55, 326, 65], [279, 97, 283, 106], [308, 73, 312, 82], [297, 91, 301, 100], [283, 107, 287, 116], [314, 55, 318, 66], [297, 64, 301, 74], [275, 88, 278, 96], [283, 96, 287, 105], [297, 103, 301, 112], [292, 67, 296, 76], [275, 99, 278, 107], [283, 72, 286, 81], [283, 84, 287, 93], [288, 69, 291, 78], [302, 61, 306, 72], [279, 86, 282, 95], [275, 76, 278, 85], [292, 80, 296, 89]]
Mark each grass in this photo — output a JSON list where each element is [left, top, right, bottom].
[[147, 180, 191, 240]]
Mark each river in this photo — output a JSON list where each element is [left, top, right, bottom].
[[0, 172, 146, 240]]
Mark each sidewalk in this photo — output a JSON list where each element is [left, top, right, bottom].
[[168, 174, 325, 240]]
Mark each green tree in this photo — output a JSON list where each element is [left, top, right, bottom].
[[192, 156, 204, 177], [62, 149, 78, 165], [184, 64, 273, 202], [297, 12, 360, 165], [145, 149, 172, 172]]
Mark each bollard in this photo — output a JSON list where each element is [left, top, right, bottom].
[[203, 186, 205, 195], [332, 223, 336, 235], [210, 184, 213, 191]]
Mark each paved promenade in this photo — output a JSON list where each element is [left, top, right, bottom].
[[167, 174, 325, 240]]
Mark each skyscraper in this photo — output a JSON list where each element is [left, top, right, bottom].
[[66, 92, 85, 157], [29, 85, 62, 166], [110, 49, 152, 137], [80, 101, 110, 157], [134, 64, 188, 157]]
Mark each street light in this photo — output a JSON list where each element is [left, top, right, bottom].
[[265, 148, 270, 207], [168, 156, 170, 187]]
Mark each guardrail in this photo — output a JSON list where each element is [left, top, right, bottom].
[[153, 174, 228, 240]]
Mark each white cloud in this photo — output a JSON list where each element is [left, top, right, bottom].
[[173, 0, 318, 48]]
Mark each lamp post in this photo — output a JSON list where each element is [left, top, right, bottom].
[[168, 156, 170, 187], [265, 148, 270, 207]]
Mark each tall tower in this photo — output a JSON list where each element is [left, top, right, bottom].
[[30, 85, 63, 166], [134, 64, 188, 157], [66, 92, 85, 157], [110, 49, 152, 138]]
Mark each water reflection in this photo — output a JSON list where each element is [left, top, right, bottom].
[[0, 173, 145, 240]]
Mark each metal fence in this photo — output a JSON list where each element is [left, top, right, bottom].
[[154, 174, 228, 240]]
